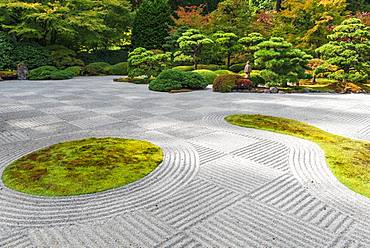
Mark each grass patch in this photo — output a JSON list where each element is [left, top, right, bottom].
[[225, 114, 370, 198], [2, 138, 163, 196]]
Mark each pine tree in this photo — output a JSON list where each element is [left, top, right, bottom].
[[132, 0, 174, 49], [315, 18, 370, 83], [254, 37, 312, 86]]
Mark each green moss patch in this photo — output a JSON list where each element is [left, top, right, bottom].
[[225, 114, 370, 198], [2, 138, 163, 196]]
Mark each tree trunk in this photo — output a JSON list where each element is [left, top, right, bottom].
[[193, 53, 198, 70], [227, 52, 231, 69], [276, 0, 282, 12]]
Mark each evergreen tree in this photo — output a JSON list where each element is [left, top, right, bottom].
[[132, 0, 174, 49], [254, 37, 312, 86], [238, 32, 266, 63], [177, 29, 213, 69], [315, 18, 370, 83], [213, 32, 242, 68]]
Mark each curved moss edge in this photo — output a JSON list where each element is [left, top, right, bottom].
[[225, 114, 370, 199], [1, 137, 163, 197]]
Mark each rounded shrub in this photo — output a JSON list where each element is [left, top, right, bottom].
[[84, 62, 112, 75], [149, 69, 208, 92], [172, 65, 193, 71], [197, 64, 226, 71], [214, 70, 235, 76], [182, 72, 209, 89], [250, 71, 265, 86], [193, 69, 218, 84], [28, 66, 75, 80], [28, 66, 58, 80], [64, 66, 82, 76], [49, 70, 74, 80], [213, 74, 244, 93], [149, 70, 183, 92], [110, 62, 128, 75]]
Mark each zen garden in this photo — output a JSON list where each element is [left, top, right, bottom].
[[0, 0, 369, 247]]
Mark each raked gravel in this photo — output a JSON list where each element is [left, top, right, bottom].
[[0, 76, 369, 247]]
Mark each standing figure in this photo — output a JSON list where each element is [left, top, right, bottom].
[[17, 63, 28, 80], [244, 61, 252, 79]]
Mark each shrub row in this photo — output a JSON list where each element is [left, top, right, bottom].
[[27, 62, 128, 80], [28, 66, 80, 80], [149, 69, 208, 92]]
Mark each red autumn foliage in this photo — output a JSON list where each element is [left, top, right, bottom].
[[173, 5, 210, 29]]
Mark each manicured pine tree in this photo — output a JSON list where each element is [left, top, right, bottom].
[[212, 31, 242, 68], [177, 29, 213, 69], [254, 37, 312, 86], [315, 18, 370, 83], [131, 0, 174, 49]]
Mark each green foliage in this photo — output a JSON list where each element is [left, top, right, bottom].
[[128, 47, 171, 78], [346, 0, 370, 13], [213, 31, 242, 68], [149, 69, 208, 92], [315, 18, 370, 83], [0, 0, 132, 51], [132, 0, 174, 49], [225, 114, 370, 198], [229, 63, 245, 73], [238, 32, 266, 62], [251, 0, 274, 10], [2, 138, 162, 196], [84, 62, 112, 76], [177, 29, 214, 69], [254, 37, 312, 86], [172, 65, 194, 71], [28, 66, 75, 80], [11, 43, 52, 70], [170, 0, 219, 13], [111, 62, 129, 75], [78, 49, 129, 65], [214, 70, 235, 76], [250, 70, 265, 85], [275, 0, 347, 49], [209, 0, 255, 35], [48, 45, 84, 68], [63, 66, 82, 77], [197, 64, 225, 70], [192, 69, 218, 84], [0, 32, 12, 70], [213, 74, 244, 92]]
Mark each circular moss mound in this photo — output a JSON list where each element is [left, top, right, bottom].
[[2, 138, 163, 196]]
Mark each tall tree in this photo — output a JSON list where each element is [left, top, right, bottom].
[[315, 18, 370, 83], [132, 0, 174, 49]]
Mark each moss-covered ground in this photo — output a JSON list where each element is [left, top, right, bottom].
[[225, 114, 370, 198], [2, 137, 163, 196]]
